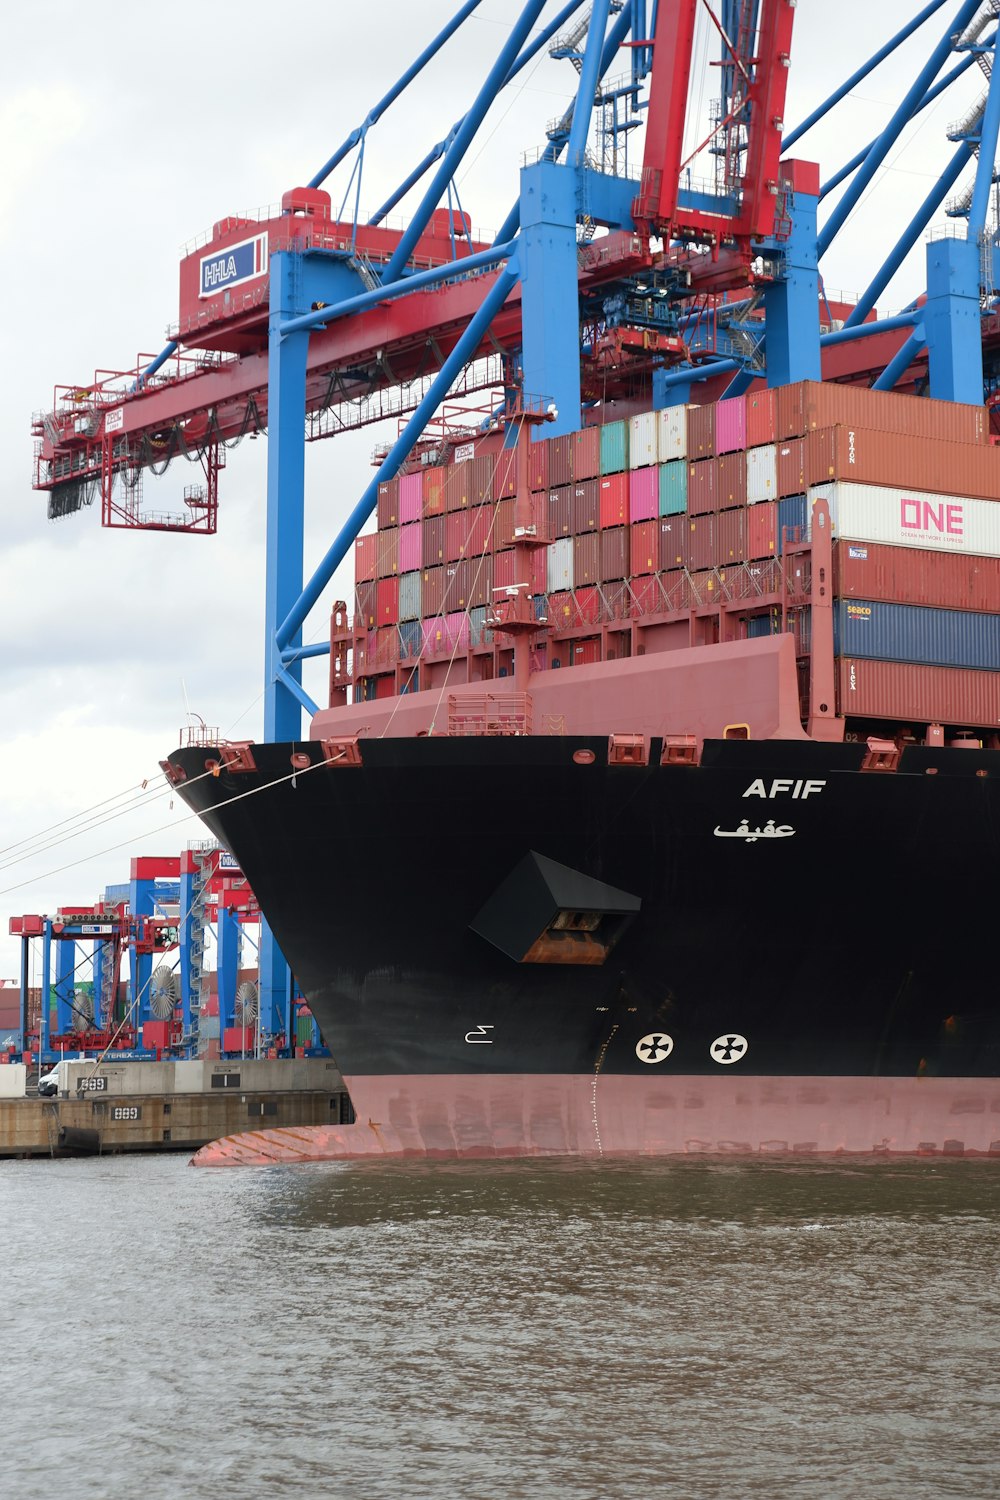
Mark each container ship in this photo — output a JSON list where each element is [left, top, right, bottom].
[[165, 379, 1000, 1162]]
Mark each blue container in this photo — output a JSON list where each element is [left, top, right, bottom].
[[835, 599, 1000, 671], [399, 619, 422, 659], [658, 460, 687, 516], [746, 612, 781, 639], [777, 494, 807, 555], [398, 570, 422, 622], [600, 420, 629, 475], [469, 605, 490, 647], [533, 593, 549, 622]]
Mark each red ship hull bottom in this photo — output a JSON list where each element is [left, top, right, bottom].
[[190, 1073, 1000, 1166]]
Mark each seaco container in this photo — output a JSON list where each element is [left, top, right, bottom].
[[659, 460, 687, 515], [835, 599, 1000, 672], [776, 380, 988, 445], [837, 657, 1000, 728], [834, 540, 1000, 612], [809, 481, 1000, 557], [806, 426, 1000, 500]]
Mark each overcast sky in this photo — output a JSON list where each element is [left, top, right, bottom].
[[0, 0, 986, 981]]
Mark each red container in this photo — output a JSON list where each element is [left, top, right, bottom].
[[575, 584, 602, 624], [376, 576, 399, 625], [687, 459, 717, 516], [374, 626, 398, 667], [806, 426, 1000, 500], [223, 1026, 255, 1055], [528, 436, 550, 493], [421, 564, 445, 617], [715, 506, 747, 565], [687, 404, 716, 459], [600, 527, 629, 582], [658, 517, 685, 570], [570, 637, 602, 666], [573, 531, 602, 586], [599, 474, 629, 528], [376, 527, 399, 577], [464, 508, 493, 558], [444, 559, 469, 611], [547, 590, 575, 629], [531, 546, 546, 593], [548, 486, 574, 537], [630, 519, 659, 576], [374, 672, 396, 700], [549, 433, 574, 487], [355, 532, 377, 583], [776, 437, 806, 497], [466, 553, 494, 609], [445, 510, 471, 562], [629, 467, 658, 522], [748, 500, 778, 559], [745, 388, 777, 448], [399, 471, 423, 523], [377, 478, 399, 530], [494, 549, 517, 589], [422, 513, 446, 566], [685, 514, 716, 571], [493, 447, 517, 500], [572, 425, 601, 481], [717, 452, 747, 508], [355, 579, 377, 628], [833, 540, 1000, 612], [422, 466, 447, 515], [837, 658, 1000, 728], [448, 461, 472, 511], [777, 380, 988, 446], [494, 496, 516, 549], [573, 479, 600, 534], [470, 455, 494, 506], [399, 521, 422, 573]]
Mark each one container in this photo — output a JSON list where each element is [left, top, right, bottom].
[[493, 448, 517, 500], [399, 617, 422, 657], [777, 380, 988, 446], [355, 532, 377, 583], [547, 590, 575, 630], [745, 388, 777, 448], [374, 627, 397, 667], [466, 553, 494, 610], [548, 486, 574, 537], [837, 657, 1000, 727], [493, 548, 517, 590], [685, 514, 716, 571], [547, 536, 575, 593], [399, 472, 423, 524], [421, 564, 445, 617], [834, 539, 1000, 612], [600, 419, 629, 475], [657, 405, 688, 462], [777, 494, 808, 552], [422, 513, 446, 566], [835, 598, 1000, 672], [575, 584, 602, 625], [445, 511, 472, 562], [528, 436, 550, 493], [462, 508, 492, 559], [775, 438, 806, 498], [630, 519, 659, 576], [470, 455, 494, 506], [600, 527, 629, 581], [376, 577, 399, 626], [572, 425, 601, 480], [630, 573, 665, 614], [688, 459, 717, 516], [495, 496, 516, 549], [354, 579, 377, 628], [469, 605, 491, 648], [398, 570, 421, 622], [377, 478, 399, 530], [570, 637, 602, 667], [715, 507, 747, 565], [629, 466, 658, 522], [573, 479, 600, 534], [549, 434, 574, 487], [448, 461, 472, 511], [376, 527, 399, 577], [806, 426, 1000, 500], [444, 560, 469, 611], [399, 522, 422, 573], [687, 404, 716, 459], [715, 396, 747, 455], [629, 410, 658, 468], [659, 460, 688, 516], [808, 481, 1000, 558], [659, 517, 686, 570], [599, 473, 629, 528], [422, 466, 447, 515], [747, 444, 778, 503], [717, 451, 747, 508], [573, 531, 602, 586], [747, 500, 778, 559]]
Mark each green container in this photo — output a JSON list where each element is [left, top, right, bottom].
[[600, 419, 629, 475], [658, 460, 687, 516]]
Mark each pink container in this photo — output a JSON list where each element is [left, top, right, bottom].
[[629, 467, 658, 522], [399, 522, 422, 573], [400, 471, 423, 523], [444, 611, 471, 652], [715, 396, 746, 455]]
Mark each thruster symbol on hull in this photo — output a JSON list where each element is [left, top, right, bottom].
[[711, 1034, 748, 1065], [636, 1033, 674, 1064]]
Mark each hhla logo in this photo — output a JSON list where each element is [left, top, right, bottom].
[[900, 496, 964, 536]]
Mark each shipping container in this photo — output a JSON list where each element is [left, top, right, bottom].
[[629, 410, 658, 468], [472, 455, 495, 506], [528, 435, 549, 493], [659, 516, 686, 570], [469, 605, 491, 648], [837, 657, 1000, 728], [548, 485, 574, 537], [717, 451, 747, 508], [745, 388, 777, 448], [547, 536, 575, 593], [422, 513, 446, 567], [399, 521, 422, 573], [807, 425, 1000, 500], [354, 579, 377, 628], [600, 527, 629, 582], [630, 519, 659, 576], [398, 570, 421, 622], [493, 548, 517, 590], [747, 500, 777, 560], [629, 466, 659, 522], [835, 598, 1000, 672], [531, 546, 546, 594], [777, 380, 988, 446], [549, 433, 574, 487], [573, 531, 602, 586], [599, 473, 629, 528], [445, 510, 471, 563], [809, 480, 1000, 558], [466, 553, 494, 610], [399, 618, 422, 658], [495, 496, 516, 549], [658, 460, 688, 516], [575, 584, 602, 624], [715, 396, 746, 454], [600, 420, 629, 475], [374, 673, 396, 701], [421, 565, 445, 618], [448, 460, 472, 511], [355, 531, 377, 583], [775, 438, 805, 498], [629, 572, 666, 614], [376, 577, 399, 626], [685, 513, 716, 571], [572, 424, 601, 480], [444, 559, 469, 611], [547, 590, 575, 630], [777, 494, 807, 551], [688, 458, 717, 516], [464, 508, 493, 559], [657, 405, 688, 462], [377, 478, 399, 530], [835, 541, 1000, 613], [747, 444, 778, 503], [399, 471, 423, 524], [422, 465, 446, 515], [687, 404, 716, 459], [493, 447, 517, 500], [715, 507, 747, 565], [376, 527, 399, 577], [573, 479, 600, 534], [570, 637, 603, 666]]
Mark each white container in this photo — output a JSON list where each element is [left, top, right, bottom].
[[546, 536, 574, 593], [0, 1064, 26, 1098], [629, 410, 658, 469], [657, 405, 687, 461], [747, 444, 778, 503], [808, 482, 1000, 558]]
